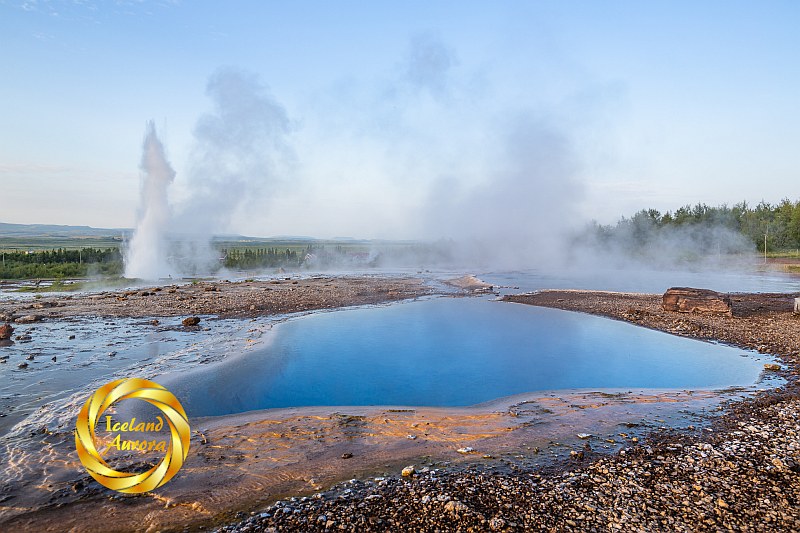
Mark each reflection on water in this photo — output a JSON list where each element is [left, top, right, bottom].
[[480, 268, 799, 295], [0, 317, 270, 439], [163, 297, 775, 417]]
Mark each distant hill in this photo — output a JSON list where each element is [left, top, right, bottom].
[[0, 223, 414, 246], [0, 222, 129, 238]]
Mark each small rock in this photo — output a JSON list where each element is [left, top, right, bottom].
[[68, 334, 76, 340], [401, 465, 415, 477], [577, 433, 592, 439], [107, 351, 116, 357], [0, 324, 13, 340], [25, 354, 34, 361], [182, 316, 201, 327], [15, 315, 42, 324], [489, 517, 506, 530], [150, 320, 159, 326], [51, 356, 57, 362], [456, 447, 474, 454], [341, 453, 353, 459], [763, 363, 781, 371], [18, 362, 28, 369], [444, 499, 470, 515]]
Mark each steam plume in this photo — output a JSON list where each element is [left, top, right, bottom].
[[124, 122, 175, 279]]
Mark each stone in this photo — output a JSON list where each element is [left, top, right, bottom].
[[489, 517, 506, 531], [662, 287, 732, 316], [0, 324, 13, 340], [456, 447, 474, 454], [401, 465, 415, 477], [182, 316, 201, 327], [445, 275, 494, 293], [15, 315, 42, 324], [764, 363, 781, 371], [444, 499, 470, 515]]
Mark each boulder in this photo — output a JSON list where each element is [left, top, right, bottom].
[[662, 287, 732, 316], [0, 324, 13, 340], [182, 316, 201, 327], [445, 275, 494, 293], [15, 315, 42, 324]]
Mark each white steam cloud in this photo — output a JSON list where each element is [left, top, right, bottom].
[[124, 121, 175, 279], [124, 36, 757, 278], [124, 68, 293, 279]]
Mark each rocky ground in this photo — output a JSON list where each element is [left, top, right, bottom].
[[218, 396, 799, 532], [503, 290, 800, 358], [0, 276, 434, 321], [215, 289, 800, 532]]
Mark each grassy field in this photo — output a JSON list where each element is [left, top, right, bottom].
[[0, 235, 412, 280], [0, 236, 124, 251], [766, 250, 800, 259]]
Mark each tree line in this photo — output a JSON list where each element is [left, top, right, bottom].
[[221, 247, 305, 269], [0, 247, 122, 279], [591, 199, 800, 252]]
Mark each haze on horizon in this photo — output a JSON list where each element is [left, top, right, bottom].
[[1, 1, 798, 241]]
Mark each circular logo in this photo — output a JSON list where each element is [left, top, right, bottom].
[[75, 378, 190, 493]]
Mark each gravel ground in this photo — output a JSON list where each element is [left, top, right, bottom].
[[503, 290, 800, 359], [216, 289, 800, 532], [0, 276, 434, 320]]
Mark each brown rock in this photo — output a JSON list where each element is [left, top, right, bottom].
[[445, 275, 494, 293], [182, 316, 201, 327], [0, 323, 13, 340], [15, 315, 42, 324], [662, 287, 732, 316]]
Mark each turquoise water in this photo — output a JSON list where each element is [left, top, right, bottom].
[[164, 297, 771, 417]]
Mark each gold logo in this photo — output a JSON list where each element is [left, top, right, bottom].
[[75, 378, 190, 493]]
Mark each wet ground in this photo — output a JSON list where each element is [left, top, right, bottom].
[[0, 272, 798, 531]]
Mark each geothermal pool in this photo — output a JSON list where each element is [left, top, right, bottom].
[[163, 297, 774, 417]]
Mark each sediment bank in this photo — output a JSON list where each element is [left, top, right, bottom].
[[0, 276, 434, 320], [2, 285, 799, 532]]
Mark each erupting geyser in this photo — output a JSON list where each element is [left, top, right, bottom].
[[124, 122, 176, 280]]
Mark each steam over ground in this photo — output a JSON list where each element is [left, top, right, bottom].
[[125, 36, 756, 279]]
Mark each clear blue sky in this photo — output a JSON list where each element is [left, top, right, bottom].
[[1, 1, 798, 237]]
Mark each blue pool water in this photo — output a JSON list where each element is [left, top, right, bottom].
[[163, 297, 772, 417]]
